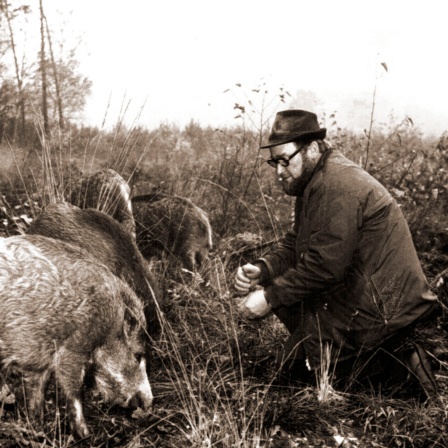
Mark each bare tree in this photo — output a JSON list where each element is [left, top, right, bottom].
[[1, 1, 91, 138], [39, 0, 49, 135], [44, 14, 64, 129], [2, 0, 28, 142]]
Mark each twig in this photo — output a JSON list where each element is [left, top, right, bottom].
[[430, 267, 448, 291]]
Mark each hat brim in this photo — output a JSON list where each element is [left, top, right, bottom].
[[260, 128, 327, 149]]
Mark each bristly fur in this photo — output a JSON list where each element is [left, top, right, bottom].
[[132, 193, 213, 271], [0, 234, 152, 438], [27, 202, 162, 338], [70, 168, 136, 239]]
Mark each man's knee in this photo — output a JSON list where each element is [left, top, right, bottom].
[[272, 303, 302, 333]]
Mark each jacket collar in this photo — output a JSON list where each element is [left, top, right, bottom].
[[310, 147, 333, 179]]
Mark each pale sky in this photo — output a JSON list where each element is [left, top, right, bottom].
[[36, 1, 448, 136]]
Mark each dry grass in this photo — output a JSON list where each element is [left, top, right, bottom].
[[0, 124, 447, 447], [1, 247, 446, 447]]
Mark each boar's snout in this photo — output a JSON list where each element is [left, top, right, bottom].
[[128, 389, 153, 411], [128, 358, 153, 411], [96, 353, 154, 412]]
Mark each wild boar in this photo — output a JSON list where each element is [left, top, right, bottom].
[[27, 202, 162, 338], [70, 168, 136, 239], [0, 234, 153, 438], [132, 194, 213, 272]]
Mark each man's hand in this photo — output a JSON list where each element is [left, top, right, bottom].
[[234, 263, 262, 294], [238, 288, 272, 320]]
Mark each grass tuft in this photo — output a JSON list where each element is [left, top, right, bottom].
[[0, 119, 447, 447]]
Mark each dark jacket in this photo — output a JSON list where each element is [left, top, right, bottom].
[[256, 149, 436, 368]]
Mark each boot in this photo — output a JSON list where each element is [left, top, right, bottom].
[[400, 342, 439, 400]]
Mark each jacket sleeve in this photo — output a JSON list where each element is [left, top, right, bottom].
[[254, 196, 303, 283], [255, 229, 298, 284], [265, 183, 360, 308]]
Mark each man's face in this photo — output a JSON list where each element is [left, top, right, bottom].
[[269, 142, 316, 196]]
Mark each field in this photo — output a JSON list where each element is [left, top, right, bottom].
[[0, 119, 447, 447]]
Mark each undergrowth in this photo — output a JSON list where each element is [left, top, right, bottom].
[[0, 119, 447, 447]]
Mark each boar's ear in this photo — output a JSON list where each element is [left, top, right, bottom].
[[124, 309, 139, 332], [119, 285, 145, 331]]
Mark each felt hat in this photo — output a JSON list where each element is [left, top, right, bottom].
[[260, 109, 326, 148]]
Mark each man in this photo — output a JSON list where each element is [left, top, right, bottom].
[[235, 109, 438, 398]]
